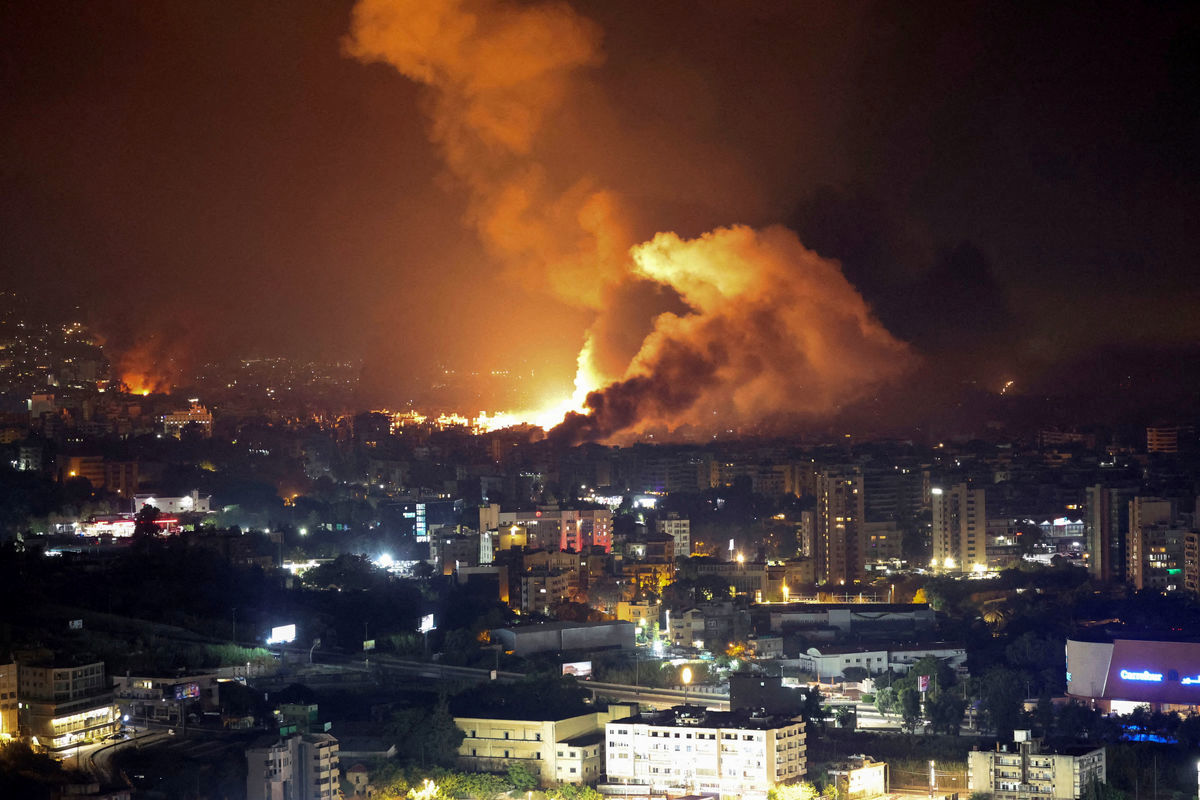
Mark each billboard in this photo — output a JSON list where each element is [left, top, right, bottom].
[[419, 614, 436, 633], [267, 624, 297, 645], [166, 682, 200, 701], [562, 660, 593, 679]]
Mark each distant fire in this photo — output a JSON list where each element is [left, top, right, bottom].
[[121, 374, 160, 396], [347, 0, 914, 443]]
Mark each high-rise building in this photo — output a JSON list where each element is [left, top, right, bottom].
[[1184, 531, 1199, 597], [0, 661, 16, 738], [245, 733, 340, 800], [656, 513, 691, 558], [605, 706, 806, 800], [1145, 425, 1194, 454], [816, 467, 862, 585], [1125, 497, 1176, 587], [1085, 485, 1138, 583], [930, 483, 986, 572]]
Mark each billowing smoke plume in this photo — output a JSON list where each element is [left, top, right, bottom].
[[347, 0, 915, 441], [554, 225, 914, 443]]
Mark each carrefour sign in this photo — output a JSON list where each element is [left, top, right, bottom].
[[1119, 669, 1163, 682]]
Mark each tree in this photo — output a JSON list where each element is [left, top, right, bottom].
[[798, 686, 828, 731], [834, 705, 857, 731], [386, 698, 463, 767], [507, 762, 538, 792], [768, 782, 819, 800], [899, 687, 922, 733], [979, 666, 1026, 738], [875, 685, 897, 716], [133, 503, 162, 538]]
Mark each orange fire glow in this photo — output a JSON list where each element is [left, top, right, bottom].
[[348, 0, 915, 442]]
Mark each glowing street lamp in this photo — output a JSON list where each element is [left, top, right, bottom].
[[682, 666, 693, 706]]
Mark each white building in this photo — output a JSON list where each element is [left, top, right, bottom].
[[246, 733, 340, 800], [657, 513, 691, 558], [162, 403, 213, 438], [968, 731, 1105, 800], [133, 490, 211, 515], [794, 643, 966, 679], [605, 706, 805, 800], [931, 483, 987, 573]]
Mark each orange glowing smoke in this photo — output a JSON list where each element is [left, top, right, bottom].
[[115, 342, 176, 396], [347, 0, 915, 441]]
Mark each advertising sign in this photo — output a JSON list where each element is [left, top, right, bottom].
[[419, 614, 436, 634], [166, 682, 200, 701], [267, 624, 297, 645], [562, 660, 593, 679], [917, 674, 930, 693], [363, 639, 376, 651]]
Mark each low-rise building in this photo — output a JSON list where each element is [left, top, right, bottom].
[[18, 657, 118, 752], [968, 731, 1105, 800], [794, 643, 966, 679], [455, 703, 635, 786], [490, 621, 635, 656], [605, 706, 806, 800], [828, 756, 887, 800]]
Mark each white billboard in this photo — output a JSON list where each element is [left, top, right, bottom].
[[267, 624, 296, 645], [419, 614, 436, 633]]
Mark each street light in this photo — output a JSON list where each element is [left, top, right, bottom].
[[682, 666, 693, 706]]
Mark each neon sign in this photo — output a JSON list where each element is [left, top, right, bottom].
[[1119, 669, 1163, 682], [1181, 676, 1200, 685]]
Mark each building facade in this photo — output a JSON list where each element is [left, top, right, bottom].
[[931, 483, 986, 573], [18, 658, 118, 752], [968, 732, 1104, 800], [245, 733, 340, 800], [455, 704, 635, 786], [605, 706, 806, 800]]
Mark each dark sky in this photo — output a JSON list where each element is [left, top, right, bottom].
[[2, 1, 1198, 412]]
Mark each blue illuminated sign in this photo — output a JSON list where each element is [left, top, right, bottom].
[[1181, 675, 1200, 685], [1119, 669, 1163, 682]]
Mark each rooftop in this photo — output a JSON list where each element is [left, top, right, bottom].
[[612, 705, 802, 731]]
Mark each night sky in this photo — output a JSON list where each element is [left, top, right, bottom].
[[2, 1, 1198, 422]]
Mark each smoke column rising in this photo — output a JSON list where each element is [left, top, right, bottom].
[[346, 0, 915, 441]]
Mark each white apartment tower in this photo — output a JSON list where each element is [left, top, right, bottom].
[[931, 483, 987, 572]]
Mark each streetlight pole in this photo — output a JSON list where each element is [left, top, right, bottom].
[[682, 666, 693, 707]]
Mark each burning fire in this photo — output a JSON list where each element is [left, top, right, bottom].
[[120, 372, 165, 396], [347, 0, 915, 442]]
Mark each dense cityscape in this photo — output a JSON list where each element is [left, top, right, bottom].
[[3, 1, 1200, 800]]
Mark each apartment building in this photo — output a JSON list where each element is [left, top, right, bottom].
[[455, 703, 635, 786], [0, 661, 16, 738], [18, 657, 118, 752], [605, 706, 806, 800], [968, 731, 1105, 800], [245, 733, 340, 800]]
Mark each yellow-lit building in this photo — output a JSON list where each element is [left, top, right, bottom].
[[19, 658, 118, 752], [0, 662, 17, 738], [455, 703, 636, 786], [828, 756, 887, 800]]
